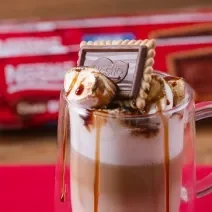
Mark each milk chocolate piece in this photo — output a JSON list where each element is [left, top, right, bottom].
[[78, 45, 148, 100]]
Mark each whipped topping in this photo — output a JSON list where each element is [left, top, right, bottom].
[[70, 108, 184, 165], [64, 67, 117, 108], [146, 75, 174, 114], [135, 74, 185, 114], [64, 38, 185, 113], [64, 67, 185, 114], [166, 77, 186, 106]]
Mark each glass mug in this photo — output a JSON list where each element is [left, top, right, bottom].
[[55, 71, 212, 212]]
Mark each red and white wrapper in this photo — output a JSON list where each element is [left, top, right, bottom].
[[0, 51, 78, 128]]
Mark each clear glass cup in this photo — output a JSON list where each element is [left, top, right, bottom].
[[55, 71, 212, 212]]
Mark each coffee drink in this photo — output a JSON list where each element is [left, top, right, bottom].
[[69, 108, 184, 212], [62, 40, 186, 212]]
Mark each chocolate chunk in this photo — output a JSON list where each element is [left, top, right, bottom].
[[78, 45, 148, 100]]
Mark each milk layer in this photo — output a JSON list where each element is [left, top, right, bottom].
[[70, 107, 184, 166]]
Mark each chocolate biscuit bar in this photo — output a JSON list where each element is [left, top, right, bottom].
[[78, 40, 156, 109]]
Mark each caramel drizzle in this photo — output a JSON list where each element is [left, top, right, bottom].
[[157, 103, 170, 212], [60, 106, 68, 202], [94, 115, 102, 212], [66, 72, 79, 97]]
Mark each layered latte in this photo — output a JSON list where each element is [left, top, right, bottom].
[[63, 39, 186, 212], [69, 107, 184, 212]]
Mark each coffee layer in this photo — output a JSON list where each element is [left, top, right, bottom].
[[71, 149, 183, 212]]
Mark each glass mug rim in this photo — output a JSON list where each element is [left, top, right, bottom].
[[64, 70, 194, 119]]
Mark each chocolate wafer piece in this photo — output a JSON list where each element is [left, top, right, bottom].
[[78, 39, 156, 110]]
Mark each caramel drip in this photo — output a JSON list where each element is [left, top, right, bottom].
[[80, 112, 94, 132], [60, 106, 68, 202], [94, 115, 102, 212], [66, 72, 79, 97], [157, 103, 170, 212]]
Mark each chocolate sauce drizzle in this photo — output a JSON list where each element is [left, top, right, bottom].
[[66, 72, 79, 97], [60, 107, 68, 202], [158, 103, 170, 212], [80, 111, 102, 211], [80, 111, 94, 132]]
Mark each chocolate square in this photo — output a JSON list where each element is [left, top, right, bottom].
[[78, 46, 147, 99]]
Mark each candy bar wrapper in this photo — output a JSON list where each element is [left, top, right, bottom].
[[154, 37, 212, 102], [0, 29, 78, 57], [0, 28, 78, 129], [0, 19, 58, 33], [0, 7, 211, 129], [0, 51, 77, 129]]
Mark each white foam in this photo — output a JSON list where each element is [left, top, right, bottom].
[[64, 70, 99, 108], [70, 107, 184, 166], [148, 79, 174, 114]]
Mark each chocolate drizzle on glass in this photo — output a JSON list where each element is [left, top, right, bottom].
[[80, 111, 94, 132], [66, 72, 79, 97], [79, 111, 104, 212], [157, 103, 170, 212], [57, 90, 69, 204], [60, 106, 68, 203]]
